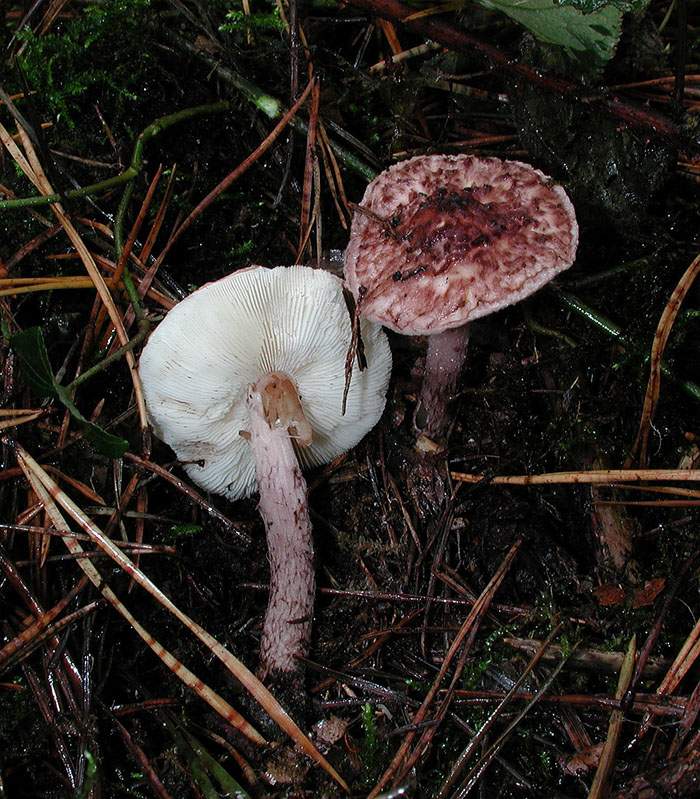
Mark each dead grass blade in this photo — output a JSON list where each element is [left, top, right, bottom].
[[16, 448, 264, 745], [0, 544, 83, 705], [44, 465, 106, 504], [451, 645, 574, 799], [112, 164, 164, 286], [403, 0, 464, 20], [0, 276, 93, 287], [317, 123, 350, 229], [393, 569, 502, 783], [596, 499, 700, 507], [451, 689, 684, 717], [139, 167, 177, 267], [0, 120, 148, 431], [123, 452, 251, 545], [1, 599, 102, 673], [0, 277, 95, 297], [0, 575, 89, 672], [0, 410, 44, 430], [602, 483, 700, 498], [117, 166, 179, 338], [588, 635, 637, 799], [378, 18, 403, 52], [4, 224, 62, 270], [103, 165, 176, 352], [91, 253, 176, 310], [22, 664, 77, 788], [310, 608, 423, 695], [631, 251, 700, 465], [112, 714, 175, 799], [14, 442, 349, 791], [36, 0, 73, 35], [503, 637, 666, 677], [367, 540, 521, 799]]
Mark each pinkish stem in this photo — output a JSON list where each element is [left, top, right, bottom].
[[246, 374, 315, 681], [414, 324, 470, 442]]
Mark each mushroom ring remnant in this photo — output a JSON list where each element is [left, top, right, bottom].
[[344, 154, 578, 441], [139, 265, 392, 681]]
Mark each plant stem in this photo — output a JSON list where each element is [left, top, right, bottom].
[[65, 318, 150, 393], [166, 30, 378, 182], [554, 288, 700, 402], [0, 102, 232, 210], [113, 180, 146, 322]]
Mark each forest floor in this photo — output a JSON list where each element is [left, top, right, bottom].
[[1, 0, 700, 797]]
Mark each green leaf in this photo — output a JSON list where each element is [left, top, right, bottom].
[[56, 386, 129, 458], [9, 327, 57, 398], [168, 523, 203, 539], [10, 326, 128, 457], [558, 0, 649, 12], [477, 0, 624, 63]]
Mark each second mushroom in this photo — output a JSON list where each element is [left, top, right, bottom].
[[344, 154, 578, 444], [139, 265, 392, 686]]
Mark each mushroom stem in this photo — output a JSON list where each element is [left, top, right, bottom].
[[246, 374, 315, 681], [414, 325, 471, 442]]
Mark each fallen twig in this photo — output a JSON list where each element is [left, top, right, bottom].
[[451, 468, 700, 486]]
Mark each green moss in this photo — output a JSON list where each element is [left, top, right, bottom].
[[358, 703, 390, 787], [18, 0, 153, 128], [220, 1, 285, 33]]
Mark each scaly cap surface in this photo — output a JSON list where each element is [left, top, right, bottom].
[[344, 155, 578, 335]]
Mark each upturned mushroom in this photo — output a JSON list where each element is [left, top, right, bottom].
[[139, 265, 391, 685], [344, 154, 578, 443]]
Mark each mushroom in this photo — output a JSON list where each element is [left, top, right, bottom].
[[344, 154, 578, 443], [139, 265, 391, 684]]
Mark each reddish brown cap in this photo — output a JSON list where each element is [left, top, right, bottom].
[[344, 155, 578, 335]]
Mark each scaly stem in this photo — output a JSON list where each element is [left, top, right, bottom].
[[414, 325, 470, 442], [246, 373, 314, 681]]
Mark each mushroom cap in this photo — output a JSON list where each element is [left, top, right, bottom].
[[344, 154, 578, 335], [139, 265, 392, 502]]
